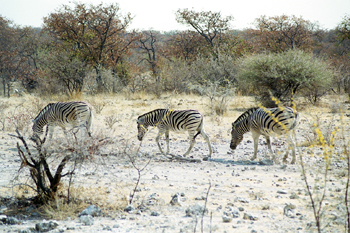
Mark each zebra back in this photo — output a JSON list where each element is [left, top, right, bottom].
[[249, 107, 298, 134], [32, 101, 92, 135], [232, 107, 259, 127], [137, 109, 203, 132], [137, 109, 169, 127]]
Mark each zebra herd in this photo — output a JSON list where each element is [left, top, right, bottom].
[[31, 101, 299, 164]]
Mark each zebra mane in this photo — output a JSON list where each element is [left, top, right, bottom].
[[137, 109, 168, 122], [33, 103, 56, 121], [233, 107, 259, 126]]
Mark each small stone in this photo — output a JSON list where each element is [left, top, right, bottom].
[[79, 215, 94, 226], [151, 211, 160, 216], [6, 216, 21, 225], [235, 197, 249, 203], [185, 204, 207, 217], [79, 205, 102, 217], [103, 225, 112, 231], [0, 215, 7, 223], [277, 190, 288, 194], [222, 215, 232, 222], [124, 204, 135, 213], [290, 192, 299, 199], [243, 213, 258, 221], [35, 220, 59, 231], [284, 204, 296, 218], [170, 193, 182, 206]]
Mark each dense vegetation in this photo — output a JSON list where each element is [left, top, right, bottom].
[[0, 3, 349, 105]]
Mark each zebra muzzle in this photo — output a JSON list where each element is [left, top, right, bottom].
[[230, 143, 237, 150]]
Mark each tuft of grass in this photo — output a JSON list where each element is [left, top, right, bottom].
[[41, 198, 87, 220]]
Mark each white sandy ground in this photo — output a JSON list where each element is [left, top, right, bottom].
[[0, 94, 349, 232]]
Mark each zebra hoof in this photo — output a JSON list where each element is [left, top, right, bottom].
[[203, 156, 210, 161]]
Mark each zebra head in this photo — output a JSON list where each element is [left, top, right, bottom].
[[137, 119, 148, 141], [230, 122, 243, 150], [31, 119, 44, 140]]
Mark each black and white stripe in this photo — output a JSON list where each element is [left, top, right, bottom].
[[32, 101, 92, 140], [230, 107, 299, 164], [137, 109, 212, 157]]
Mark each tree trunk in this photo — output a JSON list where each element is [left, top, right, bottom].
[[2, 77, 5, 97], [95, 68, 104, 93]]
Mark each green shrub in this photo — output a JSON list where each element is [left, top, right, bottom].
[[236, 50, 335, 107]]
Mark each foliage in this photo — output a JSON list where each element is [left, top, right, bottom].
[[175, 9, 234, 57], [0, 8, 349, 97], [159, 59, 192, 93], [248, 14, 318, 53], [190, 53, 237, 85], [37, 45, 88, 96], [0, 17, 37, 97], [43, 2, 135, 92], [9, 129, 69, 201], [336, 15, 350, 43], [163, 30, 206, 61], [236, 49, 334, 106]]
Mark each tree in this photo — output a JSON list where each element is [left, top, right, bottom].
[[164, 30, 205, 61], [336, 15, 350, 42], [0, 17, 35, 97], [236, 49, 335, 106], [43, 2, 134, 92], [248, 15, 317, 53], [38, 43, 88, 96], [138, 31, 159, 78], [175, 9, 234, 57]]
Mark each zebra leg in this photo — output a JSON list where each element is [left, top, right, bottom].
[[183, 133, 196, 157], [156, 131, 166, 155], [48, 125, 55, 140], [165, 130, 170, 154], [284, 133, 296, 164], [86, 112, 92, 137], [265, 136, 275, 161], [251, 132, 260, 161], [201, 130, 212, 157]]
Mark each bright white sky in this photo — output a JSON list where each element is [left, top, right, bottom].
[[0, 0, 349, 31]]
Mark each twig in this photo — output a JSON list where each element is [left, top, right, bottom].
[[166, 153, 202, 163], [127, 140, 152, 204], [300, 153, 326, 233], [201, 180, 211, 233]]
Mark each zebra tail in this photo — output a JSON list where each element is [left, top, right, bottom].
[[193, 117, 204, 139], [290, 111, 300, 130]]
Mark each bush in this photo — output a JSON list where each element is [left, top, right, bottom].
[[236, 50, 335, 107], [159, 53, 237, 94]]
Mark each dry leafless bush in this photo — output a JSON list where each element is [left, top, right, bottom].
[[301, 115, 337, 147], [104, 114, 123, 129], [190, 82, 233, 116], [7, 105, 32, 132], [0, 100, 9, 130], [88, 99, 107, 114], [8, 122, 114, 204], [25, 96, 47, 118]]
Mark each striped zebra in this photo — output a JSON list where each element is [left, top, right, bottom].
[[32, 101, 93, 141], [230, 107, 299, 164], [137, 109, 212, 158]]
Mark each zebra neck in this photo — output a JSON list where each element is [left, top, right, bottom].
[[235, 119, 250, 135]]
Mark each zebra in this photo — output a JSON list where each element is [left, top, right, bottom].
[[230, 106, 299, 164], [32, 101, 93, 141], [137, 109, 212, 158]]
